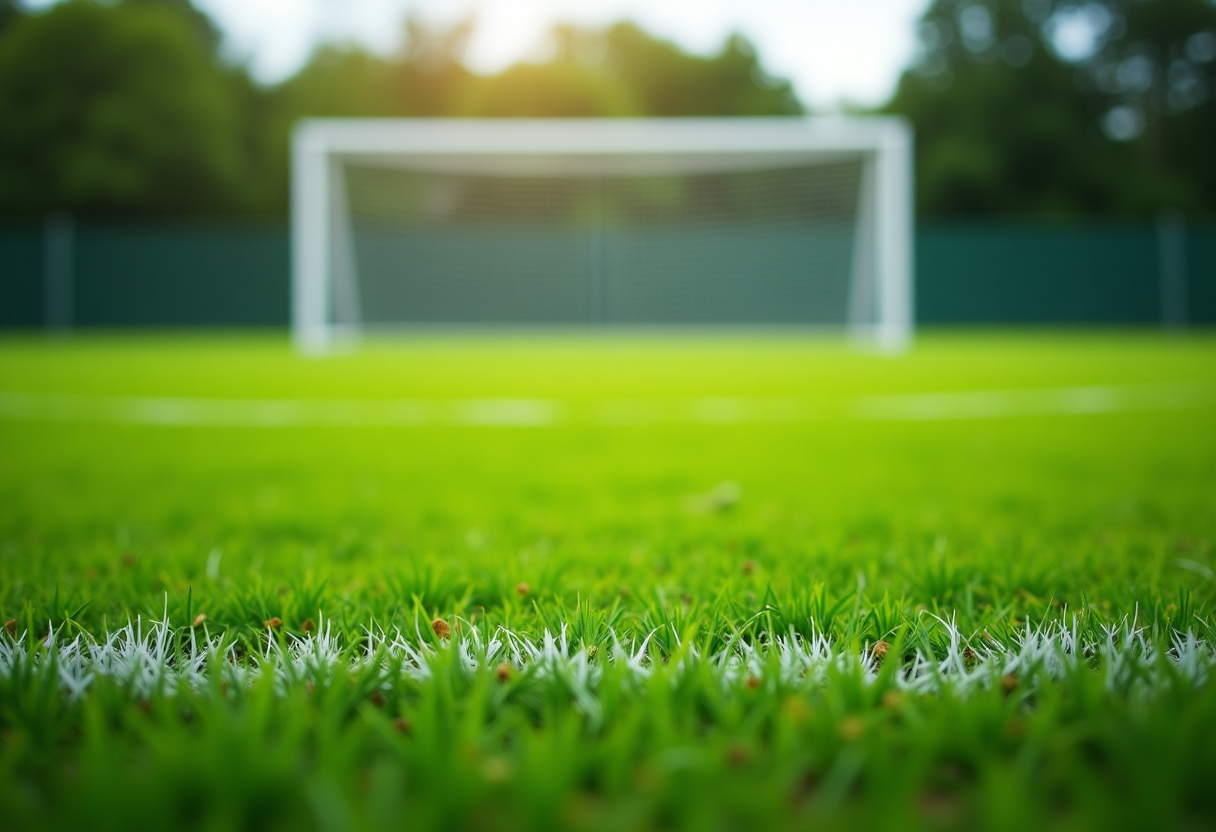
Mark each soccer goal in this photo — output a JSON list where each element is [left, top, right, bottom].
[[292, 118, 913, 352]]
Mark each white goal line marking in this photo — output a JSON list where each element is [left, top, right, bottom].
[[0, 383, 1212, 427]]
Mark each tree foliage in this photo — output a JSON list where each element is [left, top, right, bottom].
[[276, 20, 801, 121], [4, 0, 1214, 219], [0, 6, 801, 218], [0, 0, 249, 216], [0, 0, 24, 34], [588, 23, 801, 117], [888, 0, 1216, 216]]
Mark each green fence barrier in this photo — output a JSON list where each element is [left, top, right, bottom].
[[0, 223, 42, 328], [0, 221, 288, 329], [0, 219, 1212, 330], [917, 222, 1156, 324], [916, 220, 1215, 325], [1190, 224, 1216, 326], [73, 222, 289, 327]]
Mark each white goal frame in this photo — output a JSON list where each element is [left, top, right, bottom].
[[292, 117, 914, 353]]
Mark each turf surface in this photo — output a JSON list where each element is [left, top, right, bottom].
[[1, 332, 1215, 832]]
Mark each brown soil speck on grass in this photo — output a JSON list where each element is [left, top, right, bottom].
[[301, 618, 315, 634], [368, 690, 386, 708], [838, 716, 865, 741], [393, 717, 411, 734], [1001, 673, 1019, 695], [516, 582, 529, 596], [192, 613, 207, 628], [871, 640, 890, 663], [780, 697, 810, 724], [746, 675, 762, 690], [742, 560, 756, 576], [496, 662, 512, 683], [3, 619, 16, 637], [263, 617, 282, 630], [919, 789, 966, 824], [431, 618, 452, 640]]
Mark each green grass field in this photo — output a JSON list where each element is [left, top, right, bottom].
[[2, 332, 1216, 832]]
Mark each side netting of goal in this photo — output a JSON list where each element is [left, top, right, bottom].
[[292, 119, 913, 351]]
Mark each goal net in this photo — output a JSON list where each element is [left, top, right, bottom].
[[292, 118, 913, 351]]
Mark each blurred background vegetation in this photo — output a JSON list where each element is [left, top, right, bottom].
[[1, 0, 1214, 221], [0, 0, 801, 218]]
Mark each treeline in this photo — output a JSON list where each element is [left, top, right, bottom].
[[0, 0, 1214, 219], [888, 0, 1216, 217], [0, 0, 798, 218]]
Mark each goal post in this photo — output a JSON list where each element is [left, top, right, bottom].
[[292, 117, 913, 353]]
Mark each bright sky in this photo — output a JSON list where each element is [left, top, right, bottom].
[[30, 0, 933, 110]]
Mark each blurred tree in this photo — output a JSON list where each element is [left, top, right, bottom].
[[260, 19, 803, 209], [1066, 0, 1216, 212], [121, 0, 221, 55], [0, 1, 24, 34], [0, 7, 806, 218], [389, 17, 478, 116], [277, 17, 476, 118], [601, 23, 803, 116], [888, 0, 1216, 216], [0, 0, 249, 217], [278, 46, 397, 118], [888, 0, 1121, 215], [280, 18, 800, 120], [456, 61, 639, 116], [453, 23, 801, 117]]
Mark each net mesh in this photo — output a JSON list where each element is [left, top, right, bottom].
[[340, 159, 866, 327]]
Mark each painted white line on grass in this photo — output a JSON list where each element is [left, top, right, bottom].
[[594, 397, 817, 425], [854, 382, 1216, 421], [0, 393, 551, 427], [0, 383, 1212, 427], [450, 399, 561, 426]]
